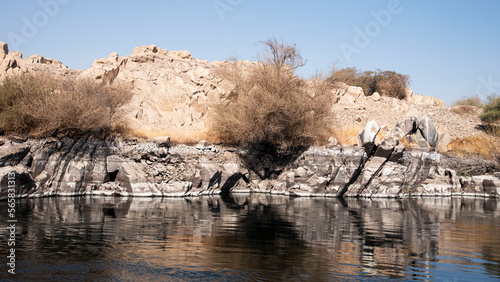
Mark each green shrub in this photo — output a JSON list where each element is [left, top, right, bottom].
[[0, 73, 132, 136], [211, 38, 334, 153], [329, 68, 411, 99], [480, 94, 500, 136]]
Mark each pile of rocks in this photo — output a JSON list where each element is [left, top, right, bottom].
[[332, 84, 486, 141]]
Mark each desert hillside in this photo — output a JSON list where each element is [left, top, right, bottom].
[[0, 42, 489, 147]]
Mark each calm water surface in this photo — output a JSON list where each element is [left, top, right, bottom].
[[1, 195, 500, 281]]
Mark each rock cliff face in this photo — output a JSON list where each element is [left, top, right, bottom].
[[1, 134, 498, 200], [0, 42, 242, 135]]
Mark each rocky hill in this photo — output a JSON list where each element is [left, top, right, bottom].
[[0, 42, 486, 146], [0, 42, 499, 200]]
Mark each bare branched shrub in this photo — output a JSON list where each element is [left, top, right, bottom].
[[329, 68, 410, 99], [0, 73, 132, 136], [210, 38, 334, 152]]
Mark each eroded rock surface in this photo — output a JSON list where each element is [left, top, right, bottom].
[[0, 134, 498, 200]]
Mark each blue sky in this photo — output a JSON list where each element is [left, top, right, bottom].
[[1, 0, 499, 106]]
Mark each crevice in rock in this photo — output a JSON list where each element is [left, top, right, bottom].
[[107, 170, 118, 182], [338, 151, 367, 197], [221, 172, 244, 195]]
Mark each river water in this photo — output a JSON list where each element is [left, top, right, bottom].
[[1, 195, 499, 281]]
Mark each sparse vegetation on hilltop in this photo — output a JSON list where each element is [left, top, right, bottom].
[[0, 73, 132, 136], [329, 67, 411, 99], [452, 95, 483, 107], [452, 94, 500, 137], [479, 95, 500, 136], [210, 38, 334, 153]]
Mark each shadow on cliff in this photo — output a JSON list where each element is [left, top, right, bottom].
[[237, 141, 308, 180]]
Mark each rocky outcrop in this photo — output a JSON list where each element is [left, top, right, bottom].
[[0, 42, 8, 65], [418, 115, 439, 147], [79, 45, 238, 134], [0, 43, 497, 199], [1, 41, 479, 142], [341, 116, 499, 197], [0, 132, 498, 200], [0, 42, 237, 135], [334, 83, 365, 104]]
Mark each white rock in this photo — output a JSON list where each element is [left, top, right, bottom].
[[359, 120, 380, 145], [371, 92, 381, 101], [196, 140, 208, 149]]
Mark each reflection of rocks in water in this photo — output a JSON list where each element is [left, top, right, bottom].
[[1, 195, 499, 281]]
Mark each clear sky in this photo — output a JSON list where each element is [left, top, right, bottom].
[[1, 0, 499, 106]]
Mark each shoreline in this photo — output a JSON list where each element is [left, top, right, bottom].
[[1, 135, 499, 201]]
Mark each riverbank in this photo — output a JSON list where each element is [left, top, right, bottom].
[[1, 134, 499, 200]]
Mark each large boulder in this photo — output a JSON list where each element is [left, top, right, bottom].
[[0, 165, 36, 200], [336, 83, 365, 104], [114, 161, 159, 196], [418, 115, 439, 147], [394, 117, 417, 137], [359, 120, 380, 145], [0, 51, 22, 73]]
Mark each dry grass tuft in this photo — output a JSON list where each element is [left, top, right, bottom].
[[332, 125, 362, 146], [447, 136, 500, 159], [129, 128, 217, 145], [449, 105, 480, 116], [452, 95, 483, 107]]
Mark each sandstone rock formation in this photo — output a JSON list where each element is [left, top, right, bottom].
[[0, 41, 487, 141]]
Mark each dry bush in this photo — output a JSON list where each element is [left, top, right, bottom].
[[329, 67, 361, 87], [449, 105, 479, 116], [452, 95, 483, 107], [210, 38, 334, 152], [329, 68, 410, 99], [0, 73, 132, 136], [0, 73, 59, 132], [447, 136, 500, 159], [375, 70, 410, 99]]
